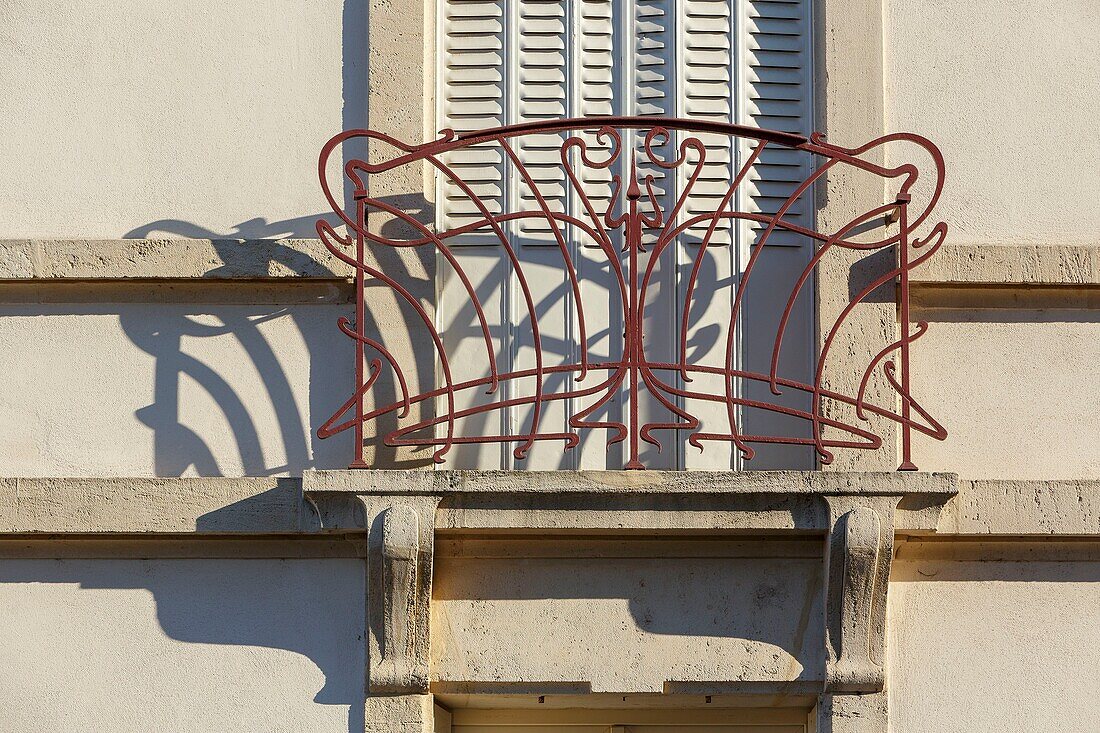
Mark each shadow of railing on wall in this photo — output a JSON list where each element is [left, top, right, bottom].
[[117, 216, 436, 476]]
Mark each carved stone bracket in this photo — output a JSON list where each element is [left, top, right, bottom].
[[822, 495, 898, 694], [359, 494, 442, 694], [374, 504, 423, 691]]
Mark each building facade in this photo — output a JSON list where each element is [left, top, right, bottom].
[[2, 1, 1099, 731]]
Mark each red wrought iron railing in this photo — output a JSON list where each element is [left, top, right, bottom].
[[315, 117, 947, 470]]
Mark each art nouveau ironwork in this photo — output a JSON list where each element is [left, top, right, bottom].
[[315, 117, 947, 470]]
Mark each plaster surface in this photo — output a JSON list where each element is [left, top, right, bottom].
[[0, 557, 366, 732], [0, 0, 357, 240], [432, 554, 823, 693], [884, 0, 1100, 247], [909, 305, 1100, 480], [889, 560, 1100, 733], [0, 300, 353, 477]]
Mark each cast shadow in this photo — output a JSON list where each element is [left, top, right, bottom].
[[112, 234, 353, 476], [120, 206, 437, 475], [0, 555, 367, 730], [435, 542, 825, 683], [115, 0, 438, 475]]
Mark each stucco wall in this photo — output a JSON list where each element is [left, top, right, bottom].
[[909, 301, 1100, 480], [0, 297, 355, 476], [1, 1, 1098, 731], [432, 553, 823, 692], [884, 0, 1100, 246], [0, 557, 365, 732], [0, 0, 363, 240], [889, 559, 1100, 733]]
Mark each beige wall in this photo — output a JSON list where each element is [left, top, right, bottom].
[[0, 297, 354, 476], [0, 557, 365, 732], [1, 2, 1099, 732], [0, 0, 436, 471], [884, 0, 1100, 246], [885, 0, 1100, 481], [433, 553, 823, 692], [910, 302, 1100, 480], [889, 559, 1100, 732], [0, 0, 359, 239]]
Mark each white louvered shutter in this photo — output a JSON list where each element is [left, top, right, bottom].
[[437, 0, 816, 470], [740, 0, 813, 248], [440, 0, 505, 244]]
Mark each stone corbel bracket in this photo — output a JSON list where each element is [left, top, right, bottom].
[[305, 486, 442, 694], [366, 495, 441, 694], [821, 493, 903, 694], [370, 501, 430, 693]]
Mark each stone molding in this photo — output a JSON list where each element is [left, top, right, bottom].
[[303, 468, 955, 497], [10, 474, 1100, 538], [5, 239, 1096, 293], [303, 470, 957, 536], [0, 238, 350, 280], [0, 476, 306, 534], [909, 243, 1100, 286], [936, 479, 1100, 536]]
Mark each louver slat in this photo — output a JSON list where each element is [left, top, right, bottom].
[[683, 0, 734, 247], [441, 0, 506, 243], [633, 0, 675, 248], [516, 0, 568, 244], [741, 0, 812, 248]]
